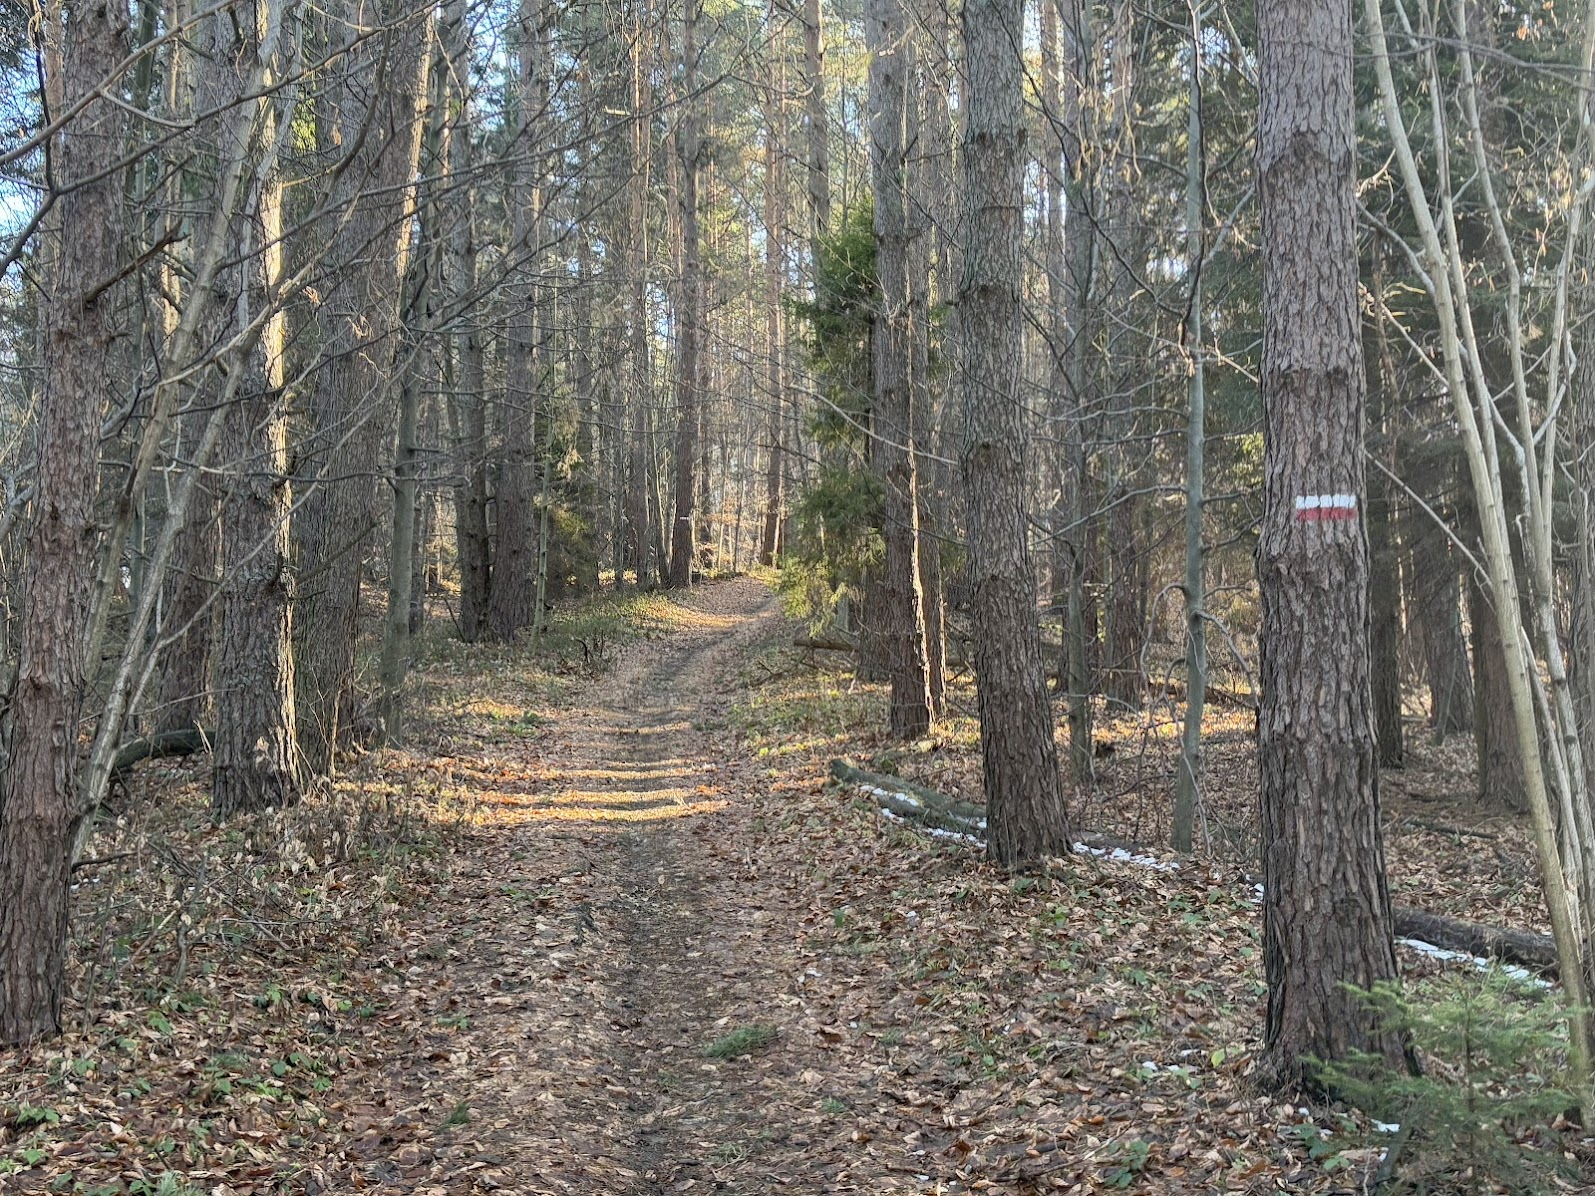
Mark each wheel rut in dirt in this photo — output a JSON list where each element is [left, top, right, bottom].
[[405, 579, 794, 1195]]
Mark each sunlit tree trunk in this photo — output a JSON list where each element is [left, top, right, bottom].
[[668, 0, 703, 588], [293, 0, 429, 773], [487, 0, 546, 639], [213, 0, 302, 819], [868, 0, 933, 738]]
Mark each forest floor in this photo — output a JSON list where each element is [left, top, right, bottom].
[[1, 576, 1590, 1194]]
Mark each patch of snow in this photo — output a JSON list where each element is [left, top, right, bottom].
[[1373, 1121, 1401, 1134], [877, 808, 985, 848], [1072, 842, 1181, 873], [1396, 937, 1547, 988], [865, 784, 923, 809]]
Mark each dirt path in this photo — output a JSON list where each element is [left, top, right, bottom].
[[383, 578, 858, 1195]]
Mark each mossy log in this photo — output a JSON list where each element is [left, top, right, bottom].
[[828, 758, 986, 835]]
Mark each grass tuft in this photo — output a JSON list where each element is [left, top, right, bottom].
[[704, 1024, 778, 1059]]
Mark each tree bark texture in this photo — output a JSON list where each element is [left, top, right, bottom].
[[1469, 576, 1527, 812], [0, 0, 130, 1045], [487, 0, 546, 640], [1256, 0, 1405, 1089], [1402, 465, 1472, 737], [668, 0, 703, 589], [212, 0, 300, 819], [441, 0, 490, 641], [868, 0, 933, 739], [292, 0, 429, 773], [959, 0, 1071, 867]]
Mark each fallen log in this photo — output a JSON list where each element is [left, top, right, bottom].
[[829, 758, 986, 836], [1392, 907, 1557, 975], [795, 635, 858, 652], [112, 727, 212, 776], [831, 758, 1560, 977]]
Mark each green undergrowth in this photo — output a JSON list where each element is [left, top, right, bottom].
[[1315, 972, 1581, 1194]]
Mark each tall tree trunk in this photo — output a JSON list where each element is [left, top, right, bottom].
[[1366, 249, 1404, 769], [378, 43, 446, 742], [293, 0, 429, 774], [668, 0, 703, 589], [487, 0, 545, 639], [1172, 3, 1206, 852], [959, 0, 1070, 867], [0, 0, 130, 1044], [1099, 0, 1145, 716], [868, 0, 933, 739], [627, 0, 655, 589], [1256, 0, 1405, 1089], [440, 0, 490, 640], [908, 3, 946, 721], [1401, 457, 1472, 738], [1058, 0, 1095, 782], [573, 235, 602, 596], [1469, 577, 1526, 811], [212, 0, 301, 820], [759, 16, 786, 569]]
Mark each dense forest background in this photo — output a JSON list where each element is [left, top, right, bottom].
[[4, 0, 1595, 1189]]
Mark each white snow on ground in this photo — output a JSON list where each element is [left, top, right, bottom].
[[1396, 937, 1547, 987], [1072, 841, 1182, 873], [869, 796, 1185, 872], [877, 807, 985, 848], [866, 788, 1553, 991]]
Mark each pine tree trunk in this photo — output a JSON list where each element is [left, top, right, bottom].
[[156, 462, 218, 734], [959, 0, 1071, 867], [759, 17, 786, 569], [1365, 241, 1405, 768], [1256, 0, 1405, 1089], [868, 0, 932, 739], [293, 0, 429, 774], [0, 0, 129, 1044], [1469, 576, 1527, 811], [441, 0, 491, 641], [1172, 5, 1206, 852], [212, 3, 300, 821], [1403, 478, 1472, 737], [627, 9, 655, 589], [1057, 0, 1095, 781], [487, 0, 545, 640], [667, 0, 702, 590]]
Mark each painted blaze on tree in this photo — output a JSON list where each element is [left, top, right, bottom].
[[1256, 0, 1408, 1088]]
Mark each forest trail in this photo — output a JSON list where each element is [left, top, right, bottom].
[[382, 578, 874, 1194]]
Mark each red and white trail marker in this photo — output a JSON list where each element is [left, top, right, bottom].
[[1293, 493, 1358, 522]]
